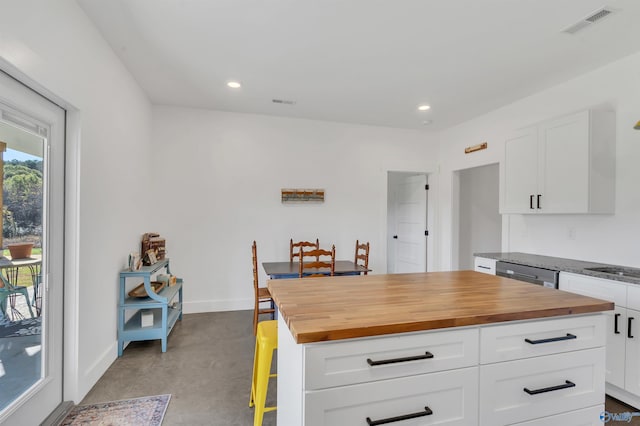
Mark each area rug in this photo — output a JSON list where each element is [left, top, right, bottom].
[[61, 394, 171, 426], [0, 316, 41, 338]]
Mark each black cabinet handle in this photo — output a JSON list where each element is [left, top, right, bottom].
[[393, 235, 398, 239], [366, 406, 433, 425], [524, 380, 576, 395], [530, 195, 534, 209], [615, 313, 621, 334], [537, 194, 542, 209], [525, 333, 576, 345], [367, 351, 434, 366], [629, 317, 635, 339], [477, 265, 491, 270]]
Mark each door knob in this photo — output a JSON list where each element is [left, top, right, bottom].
[[393, 235, 398, 239]]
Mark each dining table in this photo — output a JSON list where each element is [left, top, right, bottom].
[[0, 256, 42, 320], [262, 260, 369, 279]]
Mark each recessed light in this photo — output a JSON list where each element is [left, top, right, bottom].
[[227, 81, 241, 89], [418, 105, 431, 111]]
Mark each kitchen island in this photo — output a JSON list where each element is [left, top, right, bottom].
[[268, 271, 613, 426]]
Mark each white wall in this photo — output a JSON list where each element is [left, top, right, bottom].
[[456, 164, 501, 269], [0, 0, 153, 402], [437, 50, 640, 269], [150, 106, 438, 313]]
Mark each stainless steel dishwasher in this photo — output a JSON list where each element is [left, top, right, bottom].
[[495, 261, 559, 289]]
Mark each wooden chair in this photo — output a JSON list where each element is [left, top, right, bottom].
[[252, 241, 275, 335], [299, 245, 335, 278], [290, 238, 319, 262], [355, 240, 370, 275]]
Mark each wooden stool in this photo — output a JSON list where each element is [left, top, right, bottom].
[[249, 320, 277, 425]]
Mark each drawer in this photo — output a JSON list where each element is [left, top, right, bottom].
[[474, 257, 496, 275], [511, 405, 604, 426], [305, 367, 478, 426], [479, 347, 605, 426], [304, 327, 478, 390], [627, 285, 640, 311], [480, 314, 606, 364], [559, 272, 627, 307]]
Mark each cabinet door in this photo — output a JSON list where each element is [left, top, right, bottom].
[[606, 307, 626, 389], [625, 308, 640, 396], [502, 127, 538, 213], [538, 111, 590, 213], [558, 272, 626, 389]]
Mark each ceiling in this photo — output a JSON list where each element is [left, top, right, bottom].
[[77, 0, 640, 131]]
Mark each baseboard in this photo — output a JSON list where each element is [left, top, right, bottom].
[[606, 383, 640, 410], [80, 341, 118, 400], [184, 298, 253, 314], [40, 400, 74, 426]]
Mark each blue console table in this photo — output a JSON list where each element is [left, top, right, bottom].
[[118, 258, 183, 356]]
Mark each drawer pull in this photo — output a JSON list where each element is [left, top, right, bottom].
[[525, 333, 576, 345], [366, 406, 433, 425], [615, 313, 621, 334], [524, 380, 576, 395], [477, 265, 491, 270], [367, 351, 434, 366], [629, 317, 635, 339]]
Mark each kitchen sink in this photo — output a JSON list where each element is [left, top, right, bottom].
[[583, 266, 640, 279]]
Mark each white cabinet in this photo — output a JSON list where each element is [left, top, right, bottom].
[[474, 257, 496, 275], [503, 126, 538, 213], [624, 285, 640, 398], [305, 368, 478, 426], [279, 313, 607, 425], [501, 109, 615, 214], [560, 272, 640, 408], [480, 315, 605, 364], [304, 327, 478, 390], [479, 348, 605, 426], [511, 405, 604, 426]]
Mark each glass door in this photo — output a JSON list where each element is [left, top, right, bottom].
[[0, 71, 64, 424]]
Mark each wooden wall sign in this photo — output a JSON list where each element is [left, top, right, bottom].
[[464, 142, 488, 154], [281, 188, 325, 203]]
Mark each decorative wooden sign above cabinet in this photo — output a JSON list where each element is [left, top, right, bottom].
[[501, 109, 615, 214]]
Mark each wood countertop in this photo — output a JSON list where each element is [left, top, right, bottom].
[[267, 271, 613, 344]]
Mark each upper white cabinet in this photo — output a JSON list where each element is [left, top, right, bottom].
[[501, 109, 615, 214]]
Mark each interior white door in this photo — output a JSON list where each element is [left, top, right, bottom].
[[393, 174, 427, 273], [0, 70, 65, 425]]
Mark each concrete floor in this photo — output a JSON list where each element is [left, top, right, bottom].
[[80, 311, 276, 426], [79, 310, 639, 426]]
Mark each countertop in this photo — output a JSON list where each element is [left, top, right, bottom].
[[267, 271, 613, 344], [474, 252, 640, 285]]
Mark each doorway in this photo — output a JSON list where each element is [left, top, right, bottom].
[[453, 163, 501, 270], [387, 172, 429, 273], [0, 71, 65, 425]]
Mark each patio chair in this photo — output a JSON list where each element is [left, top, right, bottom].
[[0, 272, 35, 320]]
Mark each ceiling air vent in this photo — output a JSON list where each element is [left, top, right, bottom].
[[562, 7, 614, 34], [272, 99, 296, 105]]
